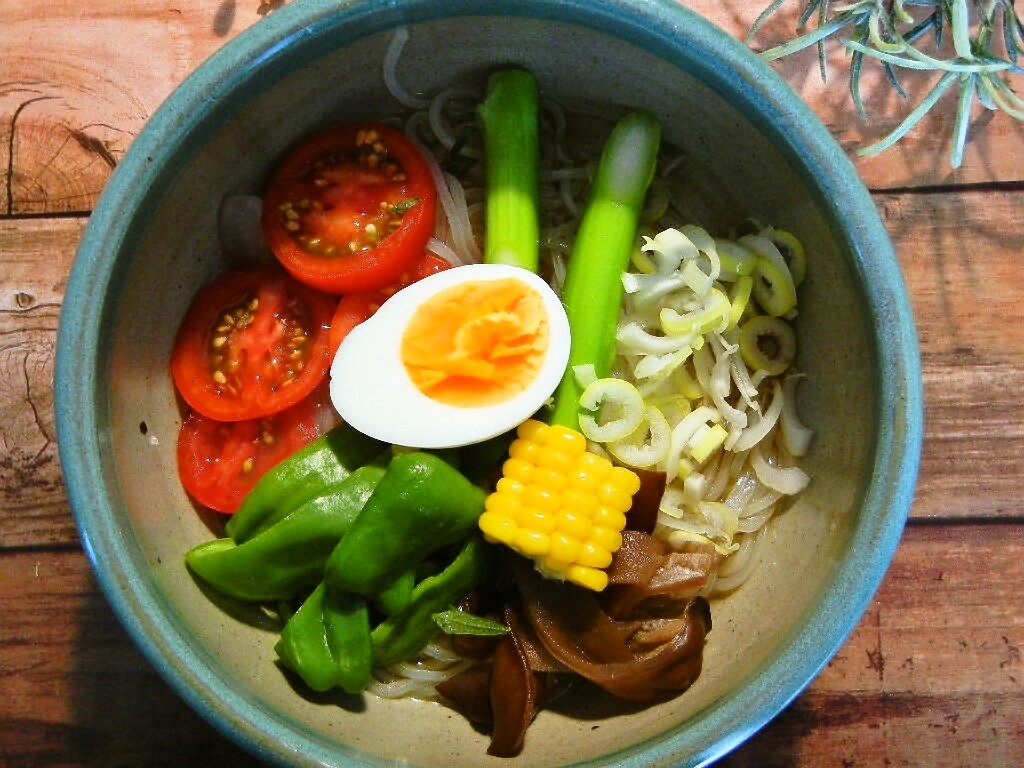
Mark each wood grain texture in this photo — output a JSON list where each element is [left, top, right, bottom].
[[2, 0, 1022, 212], [1, 0, 267, 215], [0, 218, 80, 547], [882, 190, 1024, 521], [1, 526, 1019, 766]]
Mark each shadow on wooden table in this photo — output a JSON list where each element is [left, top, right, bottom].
[[69, 580, 263, 767]]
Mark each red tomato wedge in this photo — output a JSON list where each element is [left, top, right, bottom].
[[176, 389, 335, 514], [262, 122, 438, 294], [328, 251, 453, 352], [171, 264, 337, 421]]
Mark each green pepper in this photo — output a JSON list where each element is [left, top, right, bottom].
[[375, 567, 417, 616], [274, 583, 373, 694], [371, 533, 495, 668], [324, 451, 486, 597], [185, 464, 386, 602], [226, 421, 386, 544]]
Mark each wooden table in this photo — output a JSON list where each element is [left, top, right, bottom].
[[2, 2, 1022, 766]]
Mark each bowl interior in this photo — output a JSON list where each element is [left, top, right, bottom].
[[59, 3, 919, 767]]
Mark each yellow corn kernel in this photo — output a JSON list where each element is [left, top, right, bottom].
[[502, 457, 534, 484], [548, 531, 582, 563], [494, 475, 526, 498], [513, 528, 550, 557], [538, 556, 572, 577], [556, 510, 593, 541], [523, 485, 561, 513], [484, 492, 521, 516], [508, 437, 541, 462], [593, 507, 627, 531], [561, 487, 599, 517], [596, 483, 634, 513], [590, 526, 623, 554], [567, 564, 608, 592], [531, 465, 568, 491], [518, 507, 557, 534], [576, 540, 614, 569], [542, 422, 587, 453], [479, 419, 640, 592], [535, 444, 574, 474], [609, 465, 643, 495], [477, 511, 517, 544]]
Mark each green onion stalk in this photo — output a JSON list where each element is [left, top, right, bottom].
[[478, 68, 662, 427]]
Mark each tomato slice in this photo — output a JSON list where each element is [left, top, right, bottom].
[[176, 388, 336, 514], [328, 251, 453, 352], [172, 264, 338, 421], [262, 122, 438, 294]]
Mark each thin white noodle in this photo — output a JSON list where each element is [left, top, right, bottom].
[[736, 508, 775, 533], [427, 236, 467, 266], [559, 178, 582, 219], [704, 451, 734, 500], [751, 444, 810, 495], [428, 87, 480, 151], [781, 374, 814, 457], [731, 382, 784, 453], [739, 486, 784, 518], [442, 171, 482, 262], [406, 129, 481, 263], [383, 28, 432, 110], [711, 530, 765, 595], [390, 663, 457, 683], [369, 676, 437, 699], [418, 641, 462, 664]]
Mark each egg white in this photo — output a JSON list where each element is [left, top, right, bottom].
[[329, 262, 571, 448]]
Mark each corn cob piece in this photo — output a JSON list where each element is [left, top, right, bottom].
[[478, 420, 641, 591]]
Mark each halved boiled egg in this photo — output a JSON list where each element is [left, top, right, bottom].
[[329, 262, 571, 448]]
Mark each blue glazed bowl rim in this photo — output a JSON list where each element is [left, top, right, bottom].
[[55, 1, 924, 766]]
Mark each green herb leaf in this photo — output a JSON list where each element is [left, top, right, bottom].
[[748, 0, 1024, 166], [432, 610, 509, 637]]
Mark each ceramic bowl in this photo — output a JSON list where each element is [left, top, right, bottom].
[[55, 0, 923, 765]]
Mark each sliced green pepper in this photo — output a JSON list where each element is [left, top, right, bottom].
[[185, 464, 386, 602], [226, 421, 386, 544], [371, 533, 495, 668], [375, 567, 417, 616], [275, 583, 373, 694], [324, 451, 486, 597]]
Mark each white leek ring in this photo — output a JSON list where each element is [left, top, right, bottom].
[[578, 378, 646, 442]]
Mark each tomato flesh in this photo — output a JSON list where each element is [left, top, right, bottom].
[[262, 123, 438, 294], [328, 251, 453, 352], [172, 264, 337, 421], [177, 388, 335, 514]]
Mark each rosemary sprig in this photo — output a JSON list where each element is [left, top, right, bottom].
[[748, 0, 1024, 168]]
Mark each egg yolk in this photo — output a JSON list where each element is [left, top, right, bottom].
[[400, 277, 550, 408]]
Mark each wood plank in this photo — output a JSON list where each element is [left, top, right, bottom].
[[1, 524, 1019, 766], [0, 0, 270, 216], [0, 217, 80, 547], [724, 522, 1024, 767], [0, 549, 261, 767], [885, 191, 1024, 521], [1, 0, 1021, 216]]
